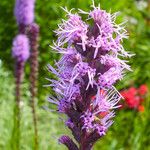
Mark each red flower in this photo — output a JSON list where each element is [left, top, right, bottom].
[[120, 87, 138, 108], [120, 90, 128, 99], [91, 89, 106, 101], [121, 87, 137, 100], [138, 84, 148, 96], [98, 111, 109, 118], [128, 87, 137, 96], [120, 85, 147, 112], [138, 105, 145, 112], [91, 95, 96, 101], [126, 96, 140, 108]]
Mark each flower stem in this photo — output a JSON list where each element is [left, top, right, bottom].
[[19, 24, 26, 34], [28, 23, 39, 150], [12, 61, 24, 150], [79, 142, 93, 150]]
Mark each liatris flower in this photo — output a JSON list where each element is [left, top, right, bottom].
[[28, 23, 40, 149], [14, 0, 39, 148], [120, 85, 148, 112], [12, 34, 30, 149], [12, 34, 30, 62], [47, 2, 131, 150], [14, 0, 35, 26], [13, 0, 38, 149]]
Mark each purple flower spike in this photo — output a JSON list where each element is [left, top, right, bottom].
[[12, 34, 30, 62], [55, 8, 88, 51], [47, 1, 131, 150], [14, 0, 35, 25], [59, 136, 79, 150]]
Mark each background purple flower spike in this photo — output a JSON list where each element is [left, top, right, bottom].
[[14, 0, 35, 25], [12, 34, 30, 150], [12, 34, 30, 62]]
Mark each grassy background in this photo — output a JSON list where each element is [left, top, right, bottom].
[[0, 0, 150, 149]]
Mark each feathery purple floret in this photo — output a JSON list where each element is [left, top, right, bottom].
[[14, 0, 35, 25], [12, 34, 30, 62], [47, 2, 131, 150]]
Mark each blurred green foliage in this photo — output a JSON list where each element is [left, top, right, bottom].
[[0, 0, 150, 150]]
